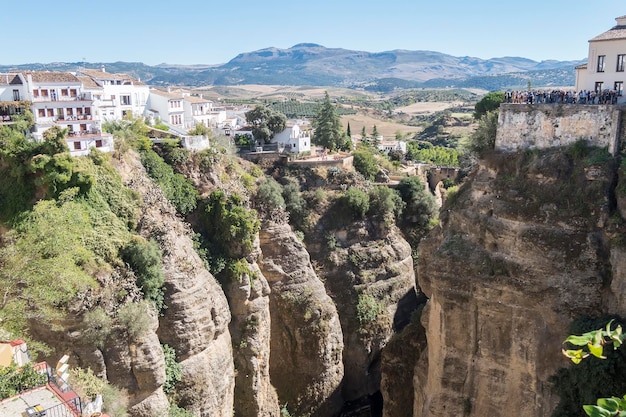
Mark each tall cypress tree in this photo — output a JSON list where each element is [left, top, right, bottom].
[[312, 92, 347, 152]]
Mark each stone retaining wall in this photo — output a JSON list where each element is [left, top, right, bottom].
[[496, 104, 623, 155]]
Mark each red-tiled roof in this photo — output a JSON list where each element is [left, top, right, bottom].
[[0, 73, 22, 86], [79, 69, 145, 85], [589, 25, 626, 42], [150, 89, 184, 100], [23, 71, 80, 83], [76, 75, 103, 89]]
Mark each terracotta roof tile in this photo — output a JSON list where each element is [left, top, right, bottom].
[[0, 73, 21, 86], [184, 95, 212, 104], [589, 25, 626, 42], [79, 68, 145, 85], [150, 89, 184, 100], [76, 75, 103, 89], [23, 71, 80, 83]]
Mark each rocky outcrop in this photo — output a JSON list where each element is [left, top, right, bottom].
[[412, 150, 616, 417], [258, 221, 344, 417], [380, 320, 426, 417], [223, 253, 280, 417], [320, 222, 418, 404], [116, 152, 235, 417]]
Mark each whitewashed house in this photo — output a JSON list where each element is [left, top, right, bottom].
[[78, 67, 149, 120], [377, 139, 407, 155], [575, 15, 626, 102], [18, 71, 113, 155], [272, 121, 311, 154], [0, 73, 27, 124], [183, 95, 216, 129], [146, 89, 185, 128]]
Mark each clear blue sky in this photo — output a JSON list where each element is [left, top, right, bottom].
[[2, 0, 624, 66]]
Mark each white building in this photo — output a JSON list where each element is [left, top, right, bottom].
[[272, 121, 311, 154], [78, 67, 149, 121], [183, 95, 216, 129], [0, 73, 26, 124], [575, 15, 626, 102], [18, 71, 113, 155], [146, 89, 185, 128], [377, 139, 407, 155]]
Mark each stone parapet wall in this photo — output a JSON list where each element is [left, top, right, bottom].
[[496, 104, 623, 155]]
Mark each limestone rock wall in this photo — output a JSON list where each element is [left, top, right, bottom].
[[496, 104, 621, 155], [223, 254, 280, 417], [117, 152, 235, 417], [258, 221, 344, 417], [412, 150, 616, 417]]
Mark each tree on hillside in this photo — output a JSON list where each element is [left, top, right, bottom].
[[353, 149, 379, 181], [346, 122, 352, 138], [361, 126, 367, 139], [462, 110, 499, 157], [473, 91, 504, 119], [312, 92, 349, 152], [245, 106, 287, 144], [371, 125, 379, 138], [396, 176, 437, 244]]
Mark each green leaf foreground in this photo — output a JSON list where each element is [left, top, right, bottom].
[[562, 321, 626, 416]]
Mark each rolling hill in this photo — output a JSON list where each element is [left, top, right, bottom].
[[0, 44, 584, 90]]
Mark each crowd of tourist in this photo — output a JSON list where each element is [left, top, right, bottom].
[[504, 89, 621, 105]]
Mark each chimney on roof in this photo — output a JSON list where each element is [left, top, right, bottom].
[[101, 65, 106, 73], [617, 15, 626, 26], [167, 87, 171, 93]]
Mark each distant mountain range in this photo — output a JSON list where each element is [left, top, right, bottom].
[[0, 44, 584, 91]]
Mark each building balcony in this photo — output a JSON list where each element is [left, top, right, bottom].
[[56, 115, 94, 122], [32, 95, 90, 103]]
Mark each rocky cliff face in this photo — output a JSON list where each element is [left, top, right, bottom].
[[259, 221, 345, 417], [408, 149, 622, 417], [222, 243, 280, 417], [117, 152, 235, 417]]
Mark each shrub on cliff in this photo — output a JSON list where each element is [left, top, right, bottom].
[[282, 181, 309, 231], [462, 110, 498, 157], [255, 177, 286, 220], [342, 187, 370, 219], [202, 190, 260, 260], [353, 149, 379, 181], [140, 149, 198, 214], [367, 186, 404, 220], [396, 176, 437, 244], [121, 237, 165, 311], [473, 91, 504, 119]]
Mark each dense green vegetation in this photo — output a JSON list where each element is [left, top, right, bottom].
[[245, 105, 287, 143], [406, 142, 460, 166], [396, 176, 438, 246], [122, 237, 166, 311], [0, 363, 47, 400], [461, 110, 499, 157], [352, 149, 379, 180], [473, 91, 504, 119], [269, 100, 357, 118]]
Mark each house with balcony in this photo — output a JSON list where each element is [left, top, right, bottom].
[[575, 15, 626, 102], [183, 94, 216, 129], [17, 71, 113, 155], [78, 67, 149, 121], [0, 73, 28, 125]]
